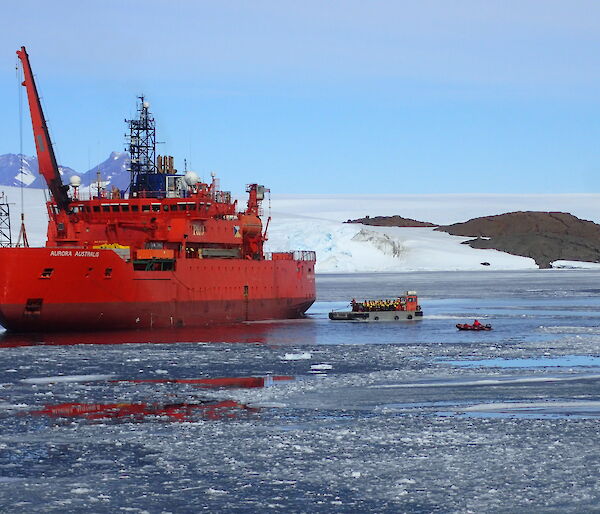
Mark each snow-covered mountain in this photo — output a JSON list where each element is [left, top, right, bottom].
[[0, 154, 80, 188], [0, 152, 130, 190], [79, 152, 130, 191]]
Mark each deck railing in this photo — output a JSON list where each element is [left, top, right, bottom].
[[264, 251, 316, 261]]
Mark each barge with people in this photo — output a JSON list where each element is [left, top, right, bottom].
[[329, 291, 423, 322]]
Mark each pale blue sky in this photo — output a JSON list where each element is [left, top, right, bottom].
[[2, 1, 600, 194]]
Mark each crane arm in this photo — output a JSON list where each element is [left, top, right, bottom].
[[16, 46, 71, 213]]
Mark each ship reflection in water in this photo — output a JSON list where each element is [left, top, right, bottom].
[[28, 375, 293, 423], [0, 320, 317, 348], [30, 400, 257, 422], [119, 375, 294, 388]]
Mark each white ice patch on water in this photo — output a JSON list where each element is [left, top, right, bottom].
[[206, 488, 228, 495], [539, 326, 600, 334], [21, 374, 115, 384], [282, 352, 312, 361], [0, 403, 29, 411], [311, 364, 333, 370], [70, 488, 92, 495], [460, 400, 600, 412], [446, 355, 600, 368], [374, 373, 600, 388]]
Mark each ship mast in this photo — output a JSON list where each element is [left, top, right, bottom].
[[126, 96, 157, 195], [16, 46, 71, 213]]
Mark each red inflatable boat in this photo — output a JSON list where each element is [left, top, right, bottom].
[[456, 323, 493, 331]]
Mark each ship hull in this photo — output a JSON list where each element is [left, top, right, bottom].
[[0, 248, 316, 332]]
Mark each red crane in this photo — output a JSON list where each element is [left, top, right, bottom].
[[16, 46, 72, 213]]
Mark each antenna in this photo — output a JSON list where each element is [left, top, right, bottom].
[[96, 169, 102, 198], [15, 55, 28, 247]]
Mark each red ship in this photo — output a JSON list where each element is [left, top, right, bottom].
[[0, 47, 315, 332]]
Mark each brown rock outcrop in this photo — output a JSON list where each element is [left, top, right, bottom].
[[436, 211, 600, 268], [345, 215, 435, 227]]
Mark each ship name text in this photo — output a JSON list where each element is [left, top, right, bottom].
[[50, 250, 100, 258]]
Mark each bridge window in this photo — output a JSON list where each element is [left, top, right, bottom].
[[111, 205, 119, 212]]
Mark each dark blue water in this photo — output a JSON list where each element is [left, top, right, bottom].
[[2, 270, 600, 512]]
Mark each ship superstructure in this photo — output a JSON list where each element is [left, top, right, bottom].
[[0, 47, 315, 331]]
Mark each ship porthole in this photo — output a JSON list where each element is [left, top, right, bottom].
[[374, 316, 379, 321], [394, 316, 399, 320], [408, 315, 413, 319]]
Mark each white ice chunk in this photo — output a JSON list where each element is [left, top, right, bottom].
[[282, 352, 312, 360], [21, 374, 115, 384], [311, 363, 333, 370]]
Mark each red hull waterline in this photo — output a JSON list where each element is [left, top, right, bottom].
[[0, 248, 315, 332]]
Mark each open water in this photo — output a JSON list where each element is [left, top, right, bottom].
[[2, 270, 600, 512]]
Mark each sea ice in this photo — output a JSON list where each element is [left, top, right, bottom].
[[282, 352, 312, 360]]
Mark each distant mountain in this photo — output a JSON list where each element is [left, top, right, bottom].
[[0, 152, 130, 191], [80, 152, 130, 191], [0, 154, 79, 189]]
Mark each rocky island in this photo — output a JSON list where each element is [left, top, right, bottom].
[[348, 211, 600, 268], [345, 215, 435, 227]]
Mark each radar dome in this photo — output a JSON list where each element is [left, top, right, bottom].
[[69, 175, 81, 187], [184, 171, 200, 186], [143, 101, 150, 108]]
